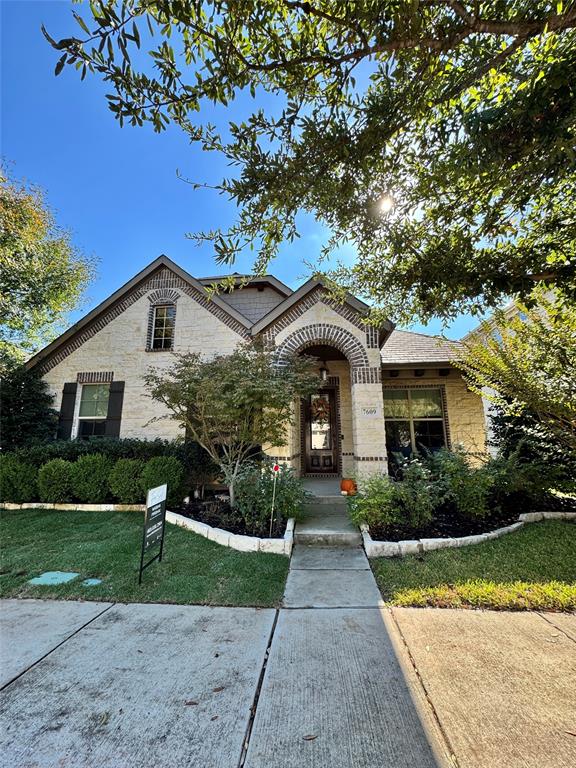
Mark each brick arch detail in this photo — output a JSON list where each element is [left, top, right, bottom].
[[276, 323, 369, 368]]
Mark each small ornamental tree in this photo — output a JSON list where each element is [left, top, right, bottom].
[[145, 343, 319, 506], [456, 292, 576, 453]]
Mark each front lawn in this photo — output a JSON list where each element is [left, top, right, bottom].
[[0, 509, 289, 607], [372, 520, 576, 611]]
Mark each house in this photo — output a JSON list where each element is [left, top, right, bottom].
[[27, 255, 486, 477]]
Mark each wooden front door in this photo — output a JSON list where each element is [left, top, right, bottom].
[[304, 389, 339, 474]]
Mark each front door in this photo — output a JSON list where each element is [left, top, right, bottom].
[[304, 389, 339, 474]]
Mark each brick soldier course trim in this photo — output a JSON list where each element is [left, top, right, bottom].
[[147, 288, 181, 305], [37, 268, 250, 373], [263, 285, 368, 340], [276, 323, 370, 368], [76, 371, 114, 384], [351, 366, 382, 385]]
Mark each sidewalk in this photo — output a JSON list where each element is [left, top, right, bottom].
[[1, 568, 574, 767]]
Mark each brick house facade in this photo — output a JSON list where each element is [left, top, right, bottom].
[[27, 255, 486, 477]]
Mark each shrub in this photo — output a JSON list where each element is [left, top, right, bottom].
[[234, 462, 309, 536], [37, 459, 73, 503], [9, 438, 218, 488], [109, 459, 145, 504], [0, 456, 38, 503], [423, 448, 494, 519], [349, 460, 437, 532], [70, 454, 113, 503], [140, 456, 185, 506]]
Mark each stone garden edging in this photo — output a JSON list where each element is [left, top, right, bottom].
[[0, 503, 295, 557], [361, 511, 576, 558]]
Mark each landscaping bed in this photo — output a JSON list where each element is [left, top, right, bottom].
[[372, 520, 576, 611], [178, 497, 288, 538], [0, 509, 289, 607]]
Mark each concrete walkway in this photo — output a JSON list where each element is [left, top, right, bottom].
[[245, 544, 446, 767]]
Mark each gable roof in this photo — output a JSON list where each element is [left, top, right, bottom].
[[26, 255, 252, 370], [380, 329, 461, 366], [197, 273, 292, 297], [251, 277, 394, 336]]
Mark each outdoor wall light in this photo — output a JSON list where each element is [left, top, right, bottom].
[[319, 363, 329, 382]]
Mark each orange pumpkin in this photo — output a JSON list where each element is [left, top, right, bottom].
[[340, 478, 357, 495]]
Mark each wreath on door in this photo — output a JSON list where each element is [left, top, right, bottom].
[[311, 396, 331, 423]]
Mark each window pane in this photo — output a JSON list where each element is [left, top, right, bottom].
[[385, 421, 412, 458], [78, 420, 106, 439], [414, 420, 445, 451], [383, 390, 410, 418], [153, 305, 175, 350], [411, 389, 443, 418], [79, 384, 109, 418]]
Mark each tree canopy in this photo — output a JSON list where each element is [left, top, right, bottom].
[[0, 173, 94, 364], [46, 1, 576, 323], [456, 290, 576, 453], [145, 343, 319, 504]]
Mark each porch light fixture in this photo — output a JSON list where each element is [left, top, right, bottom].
[[319, 362, 329, 382]]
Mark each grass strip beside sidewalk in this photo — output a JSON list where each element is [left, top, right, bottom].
[[372, 520, 576, 611]]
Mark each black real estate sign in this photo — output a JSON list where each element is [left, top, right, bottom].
[[138, 484, 167, 584]]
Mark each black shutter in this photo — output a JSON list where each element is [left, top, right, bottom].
[[57, 383, 78, 440], [105, 381, 125, 437]]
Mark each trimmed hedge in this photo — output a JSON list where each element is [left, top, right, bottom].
[[9, 438, 218, 489], [141, 456, 185, 506], [0, 456, 38, 503], [109, 459, 145, 504], [70, 454, 113, 504], [37, 459, 74, 503]]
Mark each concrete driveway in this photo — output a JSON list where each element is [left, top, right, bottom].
[[1, 598, 575, 768]]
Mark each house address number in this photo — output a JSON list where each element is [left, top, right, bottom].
[[360, 406, 380, 417]]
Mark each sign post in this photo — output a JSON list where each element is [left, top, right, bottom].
[[138, 484, 167, 584], [269, 464, 280, 537]]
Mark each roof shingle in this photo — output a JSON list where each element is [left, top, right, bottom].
[[380, 329, 461, 365]]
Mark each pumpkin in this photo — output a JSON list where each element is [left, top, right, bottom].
[[340, 478, 357, 495]]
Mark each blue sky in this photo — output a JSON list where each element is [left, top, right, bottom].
[[2, 0, 477, 338]]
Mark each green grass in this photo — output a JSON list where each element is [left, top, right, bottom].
[[372, 520, 576, 611], [0, 509, 289, 607]]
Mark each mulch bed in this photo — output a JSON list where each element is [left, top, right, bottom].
[[368, 493, 576, 542], [177, 498, 287, 538]]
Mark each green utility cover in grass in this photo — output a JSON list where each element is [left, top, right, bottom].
[[28, 571, 80, 585]]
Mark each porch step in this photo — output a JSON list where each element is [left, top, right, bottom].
[[295, 508, 361, 547], [294, 530, 362, 547], [304, 495, 348, 507]]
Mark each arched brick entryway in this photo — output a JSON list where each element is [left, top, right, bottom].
[[275, 323, 369, 368]]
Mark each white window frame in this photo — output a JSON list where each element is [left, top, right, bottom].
[[73, 383, 110, 439]]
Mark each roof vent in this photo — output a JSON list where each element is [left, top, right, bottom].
[[389, 369, 399, 378], [414, 369, 425, 377], [439, 368, 451, 377]]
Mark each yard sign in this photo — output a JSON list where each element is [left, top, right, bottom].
[[138, 484, 167, 584]]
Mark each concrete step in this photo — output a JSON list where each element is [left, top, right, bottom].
[[294, 530, 362, 547], [304, 495, 348, 506]]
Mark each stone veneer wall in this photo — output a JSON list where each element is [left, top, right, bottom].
[[42, 286, 244, 440]]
